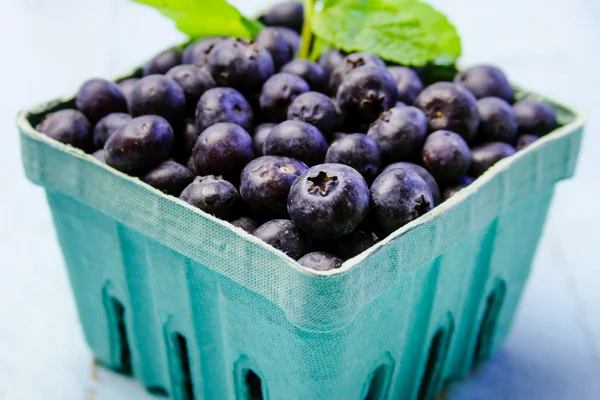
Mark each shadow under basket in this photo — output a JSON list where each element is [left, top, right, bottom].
[[18, 83, 584, 399]]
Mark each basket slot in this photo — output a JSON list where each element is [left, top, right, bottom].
[[107, 297, 132, 375], [169, 333, 195, 400], [472, 280, 507, 366], [363, 363, 392, 400], [417, 319, 454, 400], [244, 370, 263, 400]]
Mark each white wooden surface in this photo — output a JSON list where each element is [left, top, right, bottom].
[[0, 0, 599, 399]]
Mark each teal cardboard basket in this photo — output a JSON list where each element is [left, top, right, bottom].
[[18, 83, 584, 400]]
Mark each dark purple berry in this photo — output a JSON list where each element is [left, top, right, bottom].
[[513, 100, 558, 136], [142, 159, 194, 196], [298, 252, 343, 271], [325, 134, 381, 182], [129, 75, 186, 130], [93, 113, 132, 149], [196, 87, 253, 132], [166, 64, 216, 116], [183, 37, 224, 66], [421, 130, 472, 182], [469, 142, 516, 177], [118, 78, 139, 105], [287, 92, 337, 136], [516, 134, 539, 150], [180, 175, 241, 220], [263, 120, 328, 166], [36, 109, 92, 151], [318, 49, 345, 78], [142, 48, 182, 76], [92, 149, 106, 163], [252, 219, 311, 260], [104, 115, 174, 175], [281, 59, 326, 91], [230, 216, 259, 233], [382, 162, 441, 206], [329, 52, 386, 95], [455, 65, 513, 103], [442, 176, 474, 201], [75, 79, 128, 124], [255, 27, 297, 70], [477, 97, 518, 143], [260, 2, 304, 33], [288, 163, 370, 239], [387, 67, 423, 104], [259, 73, 309, 122]]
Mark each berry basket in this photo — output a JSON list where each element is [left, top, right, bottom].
[[18, 70, 583, 400]]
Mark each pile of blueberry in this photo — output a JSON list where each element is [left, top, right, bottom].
[[35, 2, 558, 271]]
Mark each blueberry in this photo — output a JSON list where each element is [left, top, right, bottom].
[[288, 163, 370, 238], [129, 75, 186, 130], [382, 162, 441, 205], [166, 65, 216, 116], [142, 159, 194, 196], [173, 119, 200, 161], [36, 109, 92, 151], [207, 38, 275, 94], [253, 219, 310, 259], [104, 115, 174, 175], [469, 142, 516, 177], [260, 1, 304, 33], [325, 134, 381, 182], [287, 92, 337, 136], [183, 37, 224, 66], [516, 134, 539, 150], [370, 168, 433, 236], [281, 59, 326, 91], [75, 79, 128, 124], [192, 122, 254, 178], [180, 175, 241, 220], [318, 49, 345, 78], [321, 230, 376, 260], [387, 67, 423, 104], [337, 65, 398, 126], [229, 216, 259, 233], [118, 78, 139, 105], [255, 27, 297, 70], [277, 27, 302, 55], [263, 120, 328, 166], [328, 52, 386, 95], [93, 113, 132, 149], [513, 100, 558, 136], [259, 73, 310, 122], [476, 97, 518, 143], [414, 82, 480, 143], [240, 156, 308, 215], [142, 48, 182, 76], [441, 175, 474, 201], [395, 101, 407, 108], [298, 252, 343, 271], [195, 87, 253, 132], [421, 130, 471, 182], [253, 123, 275, 156], [455, 65, 513, 102], [92, 149, 106, 163], [367, 106, 427, 163]]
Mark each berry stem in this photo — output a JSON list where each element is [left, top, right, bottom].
[[299, 0, 315, 59]]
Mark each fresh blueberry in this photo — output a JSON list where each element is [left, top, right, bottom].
[[263, 120, 328, 166], [277, 27, 302, 55], [288, 163, 370, 238], [414, 82, 480, 143], [104, 115, 174, 175], [229, 216, 259, 233], [367, 106, 427, 163], [455, 65, 513, 103], [173, 119, 200, 161], [328, 52, 386, 95], [255, 27, 297, 70], [166, 64, 216, 116], [141, 159, 194, 196], [395, 101, 407, 108], [325, 134, 381, 182], [36, 109, 92, 151], [259, 73, 310, 122], [182, 37, 224, 66], [321, 230, 376, 260], [92, 149, 106, 163], [180, 175, 241, 220], [252, 219, 311, 259], [195, 87, 253, 132], [253, 123, 275, 156], [516, 134, 539, 150], [382, 162, 441, 205], [298, 252, 343, 271], [118, 78, 139, 105], [260, 1, 304, 33], [387, 67, 423, 104], [240, 156, 308, 215], [370, 168, 433, 236], [287, 92, 338, 136], [476, 97, 518, 143], [421, 130, 471, 182], [129, 75, 186, 130], [513, 100, 558, 136], [75, 79, 128, 124], [337, 65, 399, 126], [192, 122, 254, 178], [441, 175, 474, 201], [469, 142, 516, 177], [281, 59, 326, 92], [142, 48, 182, 76], [93, 113, 132, 149], [207, 38, 275, 94], [318, 49, 345, 78]]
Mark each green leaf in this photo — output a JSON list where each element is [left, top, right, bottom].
[[311, 0, 461, 66], [133, 0, 263, 39]]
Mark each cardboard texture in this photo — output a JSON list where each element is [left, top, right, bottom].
[[18, 86, 584, 400]]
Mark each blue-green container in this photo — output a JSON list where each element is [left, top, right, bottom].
[[18, 85, 583, 400]]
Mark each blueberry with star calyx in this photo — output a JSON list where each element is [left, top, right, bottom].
[[252, 219, 311, 260], [455, 65, 513, 102], [259, 72, 309, 122], [469, 142, 516, 177], [287, 92, 338, 137], [325, 134, 381, 182], [263, 120, 328, 166], [180, 175, 241, 220], [387, 66, 423, 104], [298, 252, 343, 271], [287, 163, 370, 239]]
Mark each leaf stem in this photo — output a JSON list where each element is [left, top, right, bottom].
[[299, 0, 315, 59]]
